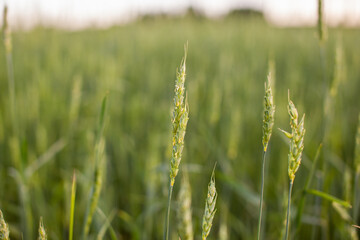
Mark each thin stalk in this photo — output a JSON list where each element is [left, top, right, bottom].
[[320, 43, 329, 175], [320, 40, 332, 240], [69, 171, 76, 240], [257, 150, 267, 240], [354, 173, 359, 222], [6, 53, 18, 137], [284, 180, 294, 240], [315, 34, 329, 240], [164, 182, 174, 240]]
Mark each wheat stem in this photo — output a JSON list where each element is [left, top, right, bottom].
[[164, 183, 174, 240], [2, 6, 18, 137], [284, 180, 294, 240], [257, 150, 267, 240], [69, 171, 77, 240], [353, 113, 360, 222], [82, 95, 108, 239]]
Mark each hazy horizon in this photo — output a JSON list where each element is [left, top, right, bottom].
[[2, 0, 360, 30]]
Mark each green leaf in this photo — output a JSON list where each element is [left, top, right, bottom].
[[306, 189, 352, 208], [97, 94, 108, 141]]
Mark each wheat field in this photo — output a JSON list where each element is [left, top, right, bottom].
[[0, 11, 360, 239]]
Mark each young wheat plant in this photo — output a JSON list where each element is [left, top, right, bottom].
[[202, 165, 217, 240], [280, 91, 305, 240], [0, 210, 10, 240], [83, 95, 108, 239], [257, 70, 275, 240], [164, 44, 189, 240]]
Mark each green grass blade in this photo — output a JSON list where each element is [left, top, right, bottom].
[[96, 208, 117, 240], [25, 138, 67, 178], [295, 143, 322, 233], [306, 189, 352, 208], [97, 93, 108, 141]]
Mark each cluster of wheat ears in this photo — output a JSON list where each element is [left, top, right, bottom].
[[160, 40, 306, 240]]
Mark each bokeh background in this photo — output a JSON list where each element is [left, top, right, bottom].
[[0, 0, 360, 239]]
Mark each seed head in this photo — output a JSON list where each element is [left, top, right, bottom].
[[262, 72, 275, 152], [0, 210, 10, 240], [170, 44, 189, 186], [202, 166, 217, 240], [38, 217, 47, 240], [281, 92, 306, 183]]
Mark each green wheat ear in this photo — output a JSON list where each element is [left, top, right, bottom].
[[258, 64, 276, 240], [38, 217, 47, 240], [281, 91, 306, 240], [262, 71, 275, 152], [0, 210, 10, 240], [280, 91, 306, 183], [164, 43, 190, 240], [202, 164, 217, 240], [170, 43, 189, 186]]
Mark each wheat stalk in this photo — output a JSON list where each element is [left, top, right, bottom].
[[2, 6, 11, 54], [202, 165, 217, 240], [280, 91, 305, 240], [164, 43, 189, 240], [354, 113, 360, 222], [2, 5, 18, 137], [317, 0, 327, 44], [258, 69, 275, 240], [83, 95, 108, 239], [169, 44, 189, 186], [354, 114, 360, 177], [177, 174, 193, 240], [0, 210, 10, 240], [69, 171, 77, 240]]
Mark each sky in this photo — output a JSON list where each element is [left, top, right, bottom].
[[2, 0, 360, 29]]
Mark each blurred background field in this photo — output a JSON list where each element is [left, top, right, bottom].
[[0, 9, 360, 240]]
